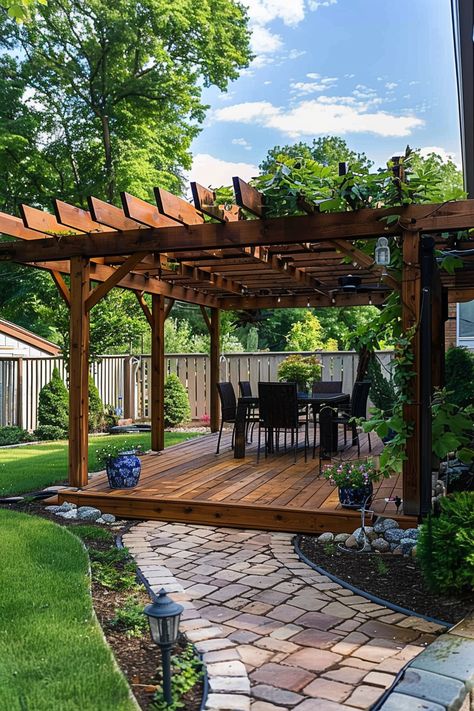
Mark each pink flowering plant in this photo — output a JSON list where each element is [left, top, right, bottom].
[[322, 459, 381, 489]]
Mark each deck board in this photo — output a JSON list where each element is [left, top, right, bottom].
[[57, 429, 416, 533]]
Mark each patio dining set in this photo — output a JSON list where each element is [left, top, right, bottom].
[[215, 379, 372, 463]]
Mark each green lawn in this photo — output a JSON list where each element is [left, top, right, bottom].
[[0, 431, 201, 496], [0, 509, 136, 711]]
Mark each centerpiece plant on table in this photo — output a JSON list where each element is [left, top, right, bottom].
[[277, 354, 322, 394], [322, 458, 387, 508], [95, 441, 145, 489]]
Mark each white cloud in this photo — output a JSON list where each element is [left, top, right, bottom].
[[190, 154, 257, 188], [244, 0, 306, 27], [307, 72, 321, 79], [250, 24, 283, 55], [232, 138, 252, 150], [308, 0, 337, 9], [215, 97, 424, 138], [287, 49, 306, 60], [385, 82, 398, 90], [418, 146, 459, 166], [291, 76, 338, 94]]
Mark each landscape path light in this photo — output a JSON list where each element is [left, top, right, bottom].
[[143, 588, 183, 705]]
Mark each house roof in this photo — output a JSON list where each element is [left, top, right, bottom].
[[0, 318, 61, 356]]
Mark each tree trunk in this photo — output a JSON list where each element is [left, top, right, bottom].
[[101, 114, 115, 203]]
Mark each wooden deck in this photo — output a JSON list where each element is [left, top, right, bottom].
[[57, 431, 418, 533]]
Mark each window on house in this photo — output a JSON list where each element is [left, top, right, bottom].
[[458, 301, 474, 339]]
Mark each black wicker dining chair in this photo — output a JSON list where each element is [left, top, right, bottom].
[[311, 381, 343, 456], [257, 382, 308, 463], [216, 382, 237, 454], [333, 380, 372, 455], [239, 381, 258, 442]]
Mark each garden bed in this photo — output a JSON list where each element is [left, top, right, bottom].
[[298, 535, 473, 625], [0, 501, 204, 710]]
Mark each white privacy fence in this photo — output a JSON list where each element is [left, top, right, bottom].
[[0, 350, 394, 430]]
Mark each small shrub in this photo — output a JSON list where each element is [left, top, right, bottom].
[[367, 356, 396, 414], [110, 596, 148, 637], [0, 426, 34, 446], [34, 424, 68, 441], [164, 374, 190, 427], [89, 375, 105, 432], [417, 491, 474, 593], [104, 404, 120, 430], [37, 367, 68, 434], [445, 346, 474, 408], [277, 354, 322, 390]]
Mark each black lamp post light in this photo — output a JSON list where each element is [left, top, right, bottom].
[[143, 588, 184, 705]]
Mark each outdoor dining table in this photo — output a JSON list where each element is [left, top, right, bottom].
[[233, 392, 350, 459]]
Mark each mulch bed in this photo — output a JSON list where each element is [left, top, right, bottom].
[[298, 535, 474, 625], [0, 501, 203, 711]]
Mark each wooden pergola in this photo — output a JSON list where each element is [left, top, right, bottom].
[[1, 179, 474, 518]]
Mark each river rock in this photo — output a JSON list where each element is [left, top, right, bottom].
[[400, 538, 417, 556], [384, 528, 405, 544], [101, 513, 116, 524], [403, 528, 419, 540], [335, 533, 350, 543], [76, 506, 102, 522], [56, 509, 78, 519], [345, 534, 359, 548], [57, 502, 77, 512], [391, 545, 403, 555], [372, 537, 390, 553], [318, 532, 334, 543], [45, 505, 61, 513], [352, 526, 375, 544], [373, 517, 399, 534]]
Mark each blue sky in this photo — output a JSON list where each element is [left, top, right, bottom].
[[190, 0, 461, 186]]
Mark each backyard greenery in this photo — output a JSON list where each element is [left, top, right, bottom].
[[0, 431, 200, 496], [0, 509, 136, 711]]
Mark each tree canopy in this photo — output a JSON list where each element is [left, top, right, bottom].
[[0, 0, 251, 207]]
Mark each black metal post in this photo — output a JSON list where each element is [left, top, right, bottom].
[[420, 236, 435, 516], [161, 644, 173, 705]]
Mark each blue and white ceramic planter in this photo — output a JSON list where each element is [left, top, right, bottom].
[[338, 482, 373, 509], [106, 451, 141, 489]]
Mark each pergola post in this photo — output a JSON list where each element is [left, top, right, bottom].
[[151, 294, 165, 451], [210, 308, 220, 433], [401, 230, 422, 516], [69, 256, 90, 488]]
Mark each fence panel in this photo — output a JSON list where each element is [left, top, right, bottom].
[[0, 350, 394, 429]]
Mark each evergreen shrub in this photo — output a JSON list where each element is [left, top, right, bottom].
[[417, 491, 474, 593], [0, 426, 34, 446], [445, 346, 474, 408], [34, 425, 69, 441], [37, 368, 68, 436], [89, 375, 105, 432], [164, 375, 190, 427]]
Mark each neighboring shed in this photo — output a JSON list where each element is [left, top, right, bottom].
[[0, 319, 61, 357]]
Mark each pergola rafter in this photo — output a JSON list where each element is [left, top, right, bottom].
[[1, 177, 474, 516]]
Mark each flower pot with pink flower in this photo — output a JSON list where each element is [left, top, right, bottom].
[[322, 458, 384, 509]]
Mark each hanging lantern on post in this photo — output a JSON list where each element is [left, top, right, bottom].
[[374, 237, 390, 267]]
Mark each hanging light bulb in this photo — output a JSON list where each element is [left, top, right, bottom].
[[368, 295, 373, 305], [375, 237, 390, 266]]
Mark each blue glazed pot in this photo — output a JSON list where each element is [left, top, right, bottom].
[[106, 451, 141, 489], [338, 482, 373, 509]]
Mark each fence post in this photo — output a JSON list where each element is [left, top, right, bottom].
[[16, 357, 23, 429], [123, 356, 135, 419]]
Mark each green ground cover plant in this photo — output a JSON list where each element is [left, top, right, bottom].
[[0, 509, 136, 711], [0, 431, 200, 496]]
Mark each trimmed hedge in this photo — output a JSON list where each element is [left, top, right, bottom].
[[37, 368, 68, 436], [164, 374, 190, 427]]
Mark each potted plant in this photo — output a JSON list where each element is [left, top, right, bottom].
[[96, 442, 144, 489], [322, 458, 383, 509], [277, 354, 322, 394]]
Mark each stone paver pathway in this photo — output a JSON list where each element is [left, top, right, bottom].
[[123, 523, 447, 711]]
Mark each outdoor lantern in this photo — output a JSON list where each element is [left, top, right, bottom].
[[374, 236, 391, 267], [144, 588, 184, 704]]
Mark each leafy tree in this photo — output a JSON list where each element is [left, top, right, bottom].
[[88, 374, 105, 432], [445, 347, 474, 408], [259, 136, 372, 174], [0, 0, 251, 205], [1, 0, 45, 21], [286, 311, 325, 351]]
